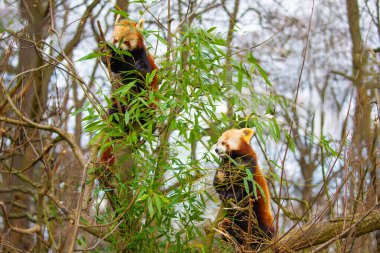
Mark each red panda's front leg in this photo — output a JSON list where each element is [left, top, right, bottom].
[[214, 167, 245, 203]]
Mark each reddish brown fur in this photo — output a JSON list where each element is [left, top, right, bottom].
[[236, 138, 274, 230], [100, 146, 115, 166], [112, 19, 158, 91], [99, 19, 159, 166], [147, 53, 158, 91], [214, 128, 274, 248]]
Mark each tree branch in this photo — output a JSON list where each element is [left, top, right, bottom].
[[276, 208, 380, 252], [0, 202, 41, 235], [330, 70, 355, 82]]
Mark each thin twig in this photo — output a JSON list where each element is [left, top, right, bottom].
[[275, 0, 315, 237], [67, 160, 91, 252], [75, 219, 125, 252], [0, 202, 41, 235]]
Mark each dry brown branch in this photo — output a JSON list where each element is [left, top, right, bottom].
[[0, 187, 34, 195], [5, 21, 103, 116], [67, 160, 91, 252], [276, 208, 380, 252], [0, 242, 23, 253], [75, 219, 124, 252], [0, 70, 93, 252], [0, 44, 12, 75], [3, 136, 63, 174], [330, 70, 355, 82], [0, 202, 41, 235]]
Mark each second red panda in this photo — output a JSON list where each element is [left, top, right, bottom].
[[214, 128, 274, 250]]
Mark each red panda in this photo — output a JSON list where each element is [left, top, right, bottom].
[[100, 17, 159, 166], [213, 128, 274, 250], [107, 18, 158, 91]]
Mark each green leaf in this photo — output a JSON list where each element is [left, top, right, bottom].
[[107, 43, 133, 57], [137, 97, 149, 107], [272, 117, 281, 140], [110, 9, 129, 19], [147, 197, 154, 218], [154, 34, 168, 46], [207, 27, 217, 33], [245, 168, 254, 181], [270, 171, 281, 181], [243, 178, 250, 195], [251, 181, 258, 199], [76, 51, 105, 62], [124, 111, 130, 125], [268, 120, 281, 142], [136, 188, 146, 200], [104, 94, 112, 106], [253, 120, 266, 144], [248, 53, 272, 86], [146, 69, 157, 86], [285, 132, 296, 153], [237, 64, 243, 93], [255, 182, 267, 204], [137, 193, 148, 202], [113, 80, 137, 96], [71, 102, 90, 116], [154, 194, 162, 216]]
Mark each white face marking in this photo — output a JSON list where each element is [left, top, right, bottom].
[[215, 135, 240, 157], [117, 42, 128, 50], [119, 42, 129, 50], [129, 39, 137, 50], [113, 38, 138, 51]]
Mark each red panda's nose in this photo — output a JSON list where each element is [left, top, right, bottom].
[[215, 148, 219, 154]]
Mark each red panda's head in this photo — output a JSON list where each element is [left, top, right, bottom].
[[215, 128, 255, 157], [112, 19, 145, 51]]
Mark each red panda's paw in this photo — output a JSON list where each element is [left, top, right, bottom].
[[215, 170, 226, 183]]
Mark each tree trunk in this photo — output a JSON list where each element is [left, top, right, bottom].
[[6, 1, 50, 250], [225, 0, 240, 125], [346, 0, 376, 251]]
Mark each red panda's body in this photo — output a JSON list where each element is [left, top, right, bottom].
[[214, 128, 274, 249], [100, 18, 159, 166]]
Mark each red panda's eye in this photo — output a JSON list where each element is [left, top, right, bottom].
[[221, 141, 225, 145]]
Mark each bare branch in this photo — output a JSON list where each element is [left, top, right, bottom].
[[0, 202, 41, 235], [276, 207, 380, 252]]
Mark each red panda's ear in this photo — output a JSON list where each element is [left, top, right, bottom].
[[138, 19, 145, 31], [241, 128, 255, 142]]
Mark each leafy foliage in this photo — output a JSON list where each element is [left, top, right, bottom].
[[78, 9, 290, 252]]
